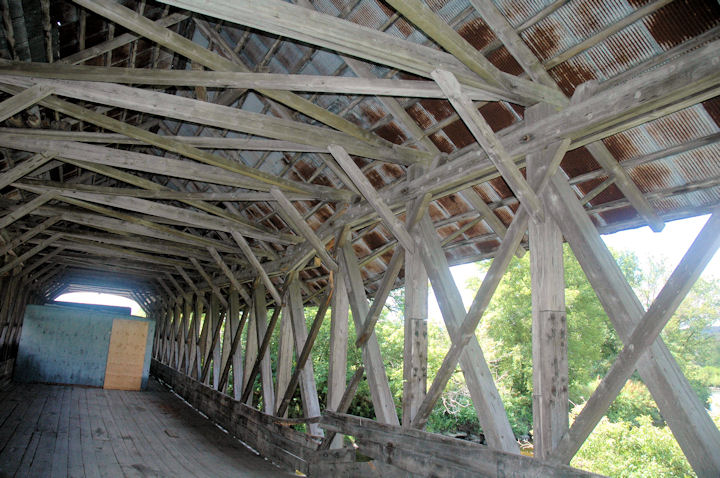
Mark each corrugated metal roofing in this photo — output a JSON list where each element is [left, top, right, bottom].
[[0, 0, 718, 299]]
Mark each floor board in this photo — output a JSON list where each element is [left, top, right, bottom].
[[0, 379, 294, 478]]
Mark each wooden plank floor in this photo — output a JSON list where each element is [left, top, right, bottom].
[[0, 378, 295, 478]]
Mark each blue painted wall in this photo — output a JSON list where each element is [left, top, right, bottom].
[[14, 304, 155, 388]]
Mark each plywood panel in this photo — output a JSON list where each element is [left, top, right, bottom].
[[104, 319, 149, 390]]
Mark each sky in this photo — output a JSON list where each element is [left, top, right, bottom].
[[54, 215, 718, 325], [54, 291, 146, 317]]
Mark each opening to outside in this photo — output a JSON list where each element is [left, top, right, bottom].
[[54, 292, 146, 317]]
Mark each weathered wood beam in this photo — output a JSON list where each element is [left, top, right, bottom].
[[383, 0, 505, 87], [15, 182, 296, 245], [242, 303, 258, 405], [412, 139, 569, 435], [0, 80, 358, 199], [0, 128, 328, 152], [41, 161, 289, 242], [56, 230, 241, 265], [190, 257, 229, 309], [174, 266, 210, 309], [0, 151, 56, 191], [252, 281, 275, 414], [0, 233, 62, 277], [327, 267, 349, 447], [218, 296, 247, 397], [7, 175, 318, 202], [19, 245, 65, 281], [432, 69, 543, 221], [200, 294, 225, 385], [58, 12, 188, 65], [275, 288, 331, 419], [403, 170, 430, 428], [285, 278, 324, 436], [544, 173, 720, 476], [46, 236, 191, 269], [329, 144, 415, 253], [0, 215, 60, 257], [228, 231, 282, 305], [0, 84, 53, 122], [156, 0, 565, 106], [206, 246, 253, 305], [240, 300, 283, 405], [0, 60, 511, 102], [339, 239, 399, 426], [33, 206, 246, 258], [412, 212, 517, 452], [460, 189, 525, 258], [0, 192, 57, 230], [274, 304, 293, 417], [317, 366, 365, 451], [355, 191, 431, 347], [551, 207, 720, 464], [70, 0, 434, 157], [270, 187, 338, 272], [320, 411, 601, 477], [527, 104, 567, 459], [0, 135, 259, 191], [220, 290, 250, 400]]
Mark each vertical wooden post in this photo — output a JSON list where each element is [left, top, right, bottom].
[[228, 289, 243, 399], [287, 278, 323, 436], [181, 295, 193, 374], [191, 292, 203, 379], [403, 167, 429, 427], [152, 303, 164, 359], [527, 103, 568, 459], [203, 293, 214, 385], [243, 305, 258, 406], [163, 304, 174, 365], [220, 295, 232, 393], [177, 295, 190, 370], [275, 303, 293, 416], [403, 239, 428, 427], [545, 173, 720, 475], [212, 293, 223, 390], [339, 241, 400, 426], [327, 265, 350, 447], [253, 280, 275, 413]]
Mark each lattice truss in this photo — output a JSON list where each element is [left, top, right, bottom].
[[0, 0, 719, 475]]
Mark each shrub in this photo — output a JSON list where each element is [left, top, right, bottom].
[[571, 415, 694, 477]]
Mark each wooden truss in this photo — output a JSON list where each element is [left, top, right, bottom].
[[0, 0, 719, 476]]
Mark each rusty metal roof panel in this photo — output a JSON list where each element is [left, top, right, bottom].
[[493, 0, 549, 28], [671, 144, 720, 182], [584, 22, 661, 81], [521, 11, 579, 62]]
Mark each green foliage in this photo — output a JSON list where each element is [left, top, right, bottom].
[[571, 415, 695, 477]]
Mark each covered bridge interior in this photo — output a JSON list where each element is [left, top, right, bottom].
[[0, 0, 719, 476]]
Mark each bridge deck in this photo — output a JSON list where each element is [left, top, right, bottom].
[[0, 378, 293, 478]]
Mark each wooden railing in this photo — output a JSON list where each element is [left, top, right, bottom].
[[320, 411, 603, 478], [151, 359, 383, 476], [152, 359, 605, 477]]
